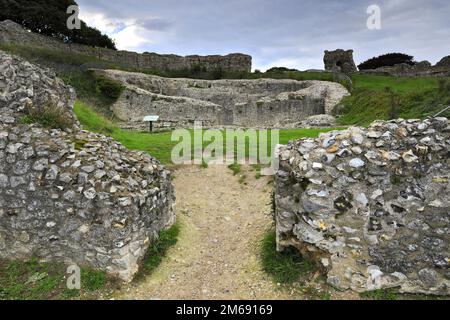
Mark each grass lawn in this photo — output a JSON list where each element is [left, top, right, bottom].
[[0, 258, 117, 300], [74, 100, 340, 165]]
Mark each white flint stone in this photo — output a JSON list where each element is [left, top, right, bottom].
[[349, 158, 365, 168]]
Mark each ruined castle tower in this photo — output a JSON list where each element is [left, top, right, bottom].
[[324, 49, 358, 74]]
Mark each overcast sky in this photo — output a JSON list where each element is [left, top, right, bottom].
[[77, 0, 450, 71]]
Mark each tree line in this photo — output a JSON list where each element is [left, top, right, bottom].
[[0, 0, 116, 49], [358, 53, 415, 70]]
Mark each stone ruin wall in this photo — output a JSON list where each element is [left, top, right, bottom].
[[275, 118, 450, 295], [0, 50, 176, 282], [324, 49, 358, 74], [324, 48, 450, 77], [94, 69, 350, 129], [0, 20, 252, 73]]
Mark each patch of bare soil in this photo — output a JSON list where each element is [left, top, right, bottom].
[[115, 165, 358, 300]]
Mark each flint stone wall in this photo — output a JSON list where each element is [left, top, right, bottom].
[[94, 69, 350, 129], [0, 20, 251, 73], [275, 118, 450, 295], [0, 50, 175, 281]]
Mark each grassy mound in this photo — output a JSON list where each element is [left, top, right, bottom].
[[337, 75, 450, 125]]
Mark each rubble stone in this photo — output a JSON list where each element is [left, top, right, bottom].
[[0, 50, 176, 282], [275, 118, 450, 295]]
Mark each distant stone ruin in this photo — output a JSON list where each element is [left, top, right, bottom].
[[275, 118, 449, 295], [436, 56, 450, 69], [323, 48, 450, 77], [324, 49, 358, 74], [94, 69, 350, 129], [359, 55, 450, 77], [0, 20, 252, 73], [0, 51, 175, 281]]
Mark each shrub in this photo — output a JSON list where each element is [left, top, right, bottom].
[[22, 102, 73, 130], [266, 67, 299, 73], [95, 76, 124, 100], [358, 53, 415, 70]]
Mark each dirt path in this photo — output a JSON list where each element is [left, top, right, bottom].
[[115, 165, 355, 300]]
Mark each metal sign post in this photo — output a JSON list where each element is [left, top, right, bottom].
[[143, 115, 160, 133]]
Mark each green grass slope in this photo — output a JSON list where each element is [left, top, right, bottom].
[[337, 75, 450, 125]]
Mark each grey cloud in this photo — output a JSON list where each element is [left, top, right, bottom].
[[137, 18, 172, 32], [76, 0, 450, 70]]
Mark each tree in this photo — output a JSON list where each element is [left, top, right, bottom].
[[0, 0, 116, 49], [358, 53, 415, 70], [266, 67, 299, 73]]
